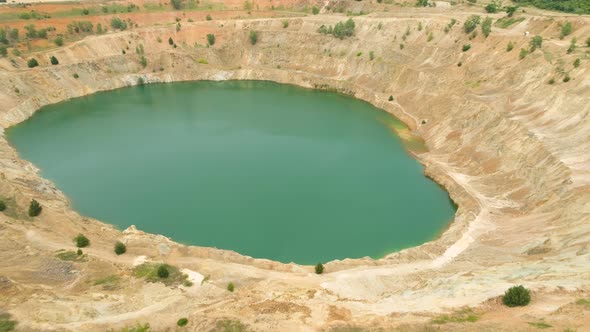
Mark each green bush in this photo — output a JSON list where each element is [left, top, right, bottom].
[[54, 35, 63, 46], [114, 241, 126, 255], [416, 0, 428, 6], [249, 30, 258, 45], [157, 265, 169, 278], [312, 6, 319, 14], [512, 0, 589, 14], [171, 0, 182, 10], [484, 2, 498, 13], [463, 15, 480, 33], [563, 74, 571, 82], [77, 248, 83, 255], [506, 6, 518, 17], [0, 201, 6, 211], [168, 37, 174, 45], [560, 21, 572, 39], [530, 35, 543, 51], [502, 285, 531, 307], [462, 44, 471, 52], [177, 318, 188, 327], [315, 263, 324, 274], [0, 312, 17, 331], [573, 58, 580, 68], [388, 95, 394, 101], [207, 33, 215, 46], [110, 17, 128, 30], [506, 41, 514, 52], [140, 56, 147, 68], [519, 48, 528, 59], [481, 17, 492, 38], [74, 234, 90, 248], [206, 14, 212, 21], [282, 20, 289, 28], [586, 37, 590, 47], [0, 46, 6, 57], [548, 78, 555, 84], [27, 58, 39, 68], [28, 199, 42, 215], [318, 18, 355, 40], [50, 56, 59, 65], [567, 38, 576, 54], [73, 73, 79, 79], [227, 282, 235, 292]]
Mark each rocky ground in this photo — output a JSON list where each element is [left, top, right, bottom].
[[0, 0, 589, 331]]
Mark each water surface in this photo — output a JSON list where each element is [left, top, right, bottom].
[[7, 81, 455, 264]]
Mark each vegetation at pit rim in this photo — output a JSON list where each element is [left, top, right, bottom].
[[317, 18, 356, 39], [74, 234, 90, 248], [28, 199, 42, 216], [133, 262, 189, 286], [114, 241, 126, 255], [315, 263, 324, 274], [502, 285, 531, 307], [512, 0, 590, 14]]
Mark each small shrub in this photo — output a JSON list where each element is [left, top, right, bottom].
[[548, 78, 555, 84], [399, 43, 404, 49], [388, 95, 394, 101], [462, 44, 471, 52], [171, 0, 182, 10], [207, 33, 215, 45], [0, 201, 5, 211], [50, 56, 58, 65], [139, 56, 147, 68], [74, 234, 90, 248], [563, 74, 571, 82], [506, 41, 514, 52], [416, 0, 428, 6], [110, 17, 128, 30], [82, 8, 90, 15], [369, 51, 374, 60], [418, 22, 423, 31], [177, 318, 188, 327], [502, 285, 531, 307], [573, 58, 580, 68], [168, 37, 174, 45], [249, 30, 258, 45], [282, 20, 289, 28], [519, 48, 529, 59], [206, 14, 212, 21], [586, 37, 590, 47], [0, 46, 6, 58], [227, 282, 235, 292], [530, 35, 543, 52], [484, 2, 498, 13], [457, 62, 462, 67], [481, 17, 492, 38], [28, 199, 42, 216], [27, 58, 39, 68], [114, 241, 126, 255], [137, 77, 145, 85], [176, 22, 181, 32], [0, 312, 18, 331], [463, 15, 480, 33], [73, 73, 79, 79], [506, 6, 517, 17], [427, 32, 434, 42], [560, 21, 572, 40], [315, 263, 324, 274], [77, 248, 83, 255], [312, 6, 319, 15], [567, 38, 576, 54], [54, 35, 63, 46], [157, 265, 169, 278]]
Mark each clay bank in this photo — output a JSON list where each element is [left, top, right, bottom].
[[0, 11, 589, 332]]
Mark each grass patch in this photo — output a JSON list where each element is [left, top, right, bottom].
[[55, 250, 87, 262], [0, 312, 17, 332], [576, 298, 590, 308], [197, 58, 208, 64], [432, 308, 479, 324], [92, 274, 121, 289], [494, 17, 525, 29], [133, 262, 188, 286], [528, 321, 552, 329], [214, 319, 248, 332]]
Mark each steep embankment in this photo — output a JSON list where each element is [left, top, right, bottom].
[[0, 9, 589, 331]]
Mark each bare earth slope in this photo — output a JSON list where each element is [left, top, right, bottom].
[[0, 2, 589, 331]]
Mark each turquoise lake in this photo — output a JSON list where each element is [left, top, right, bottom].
[[7, 81, 456, 264]]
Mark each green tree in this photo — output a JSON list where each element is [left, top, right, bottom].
[[168, 37, 174, 45], [177, 318, 188, 327], [28, 198, 42, 216], [249, 30, 258, 45], [227, 282, 235, 292], [207, 33, 215, 45], [114, 241, 127, 255], [50, 56, 59, 65], [312, 6, 319, 14], [462, 44, 471, 52], [74, 234, 90, 248], [110, 17, 128, 30], [481, 17, 492, 37], [157, 265, 169, 278], [502, 285, 531, 307], [315, 263, 324, 274]]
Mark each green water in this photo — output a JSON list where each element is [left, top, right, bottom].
[[7, 81, 455, 264]]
